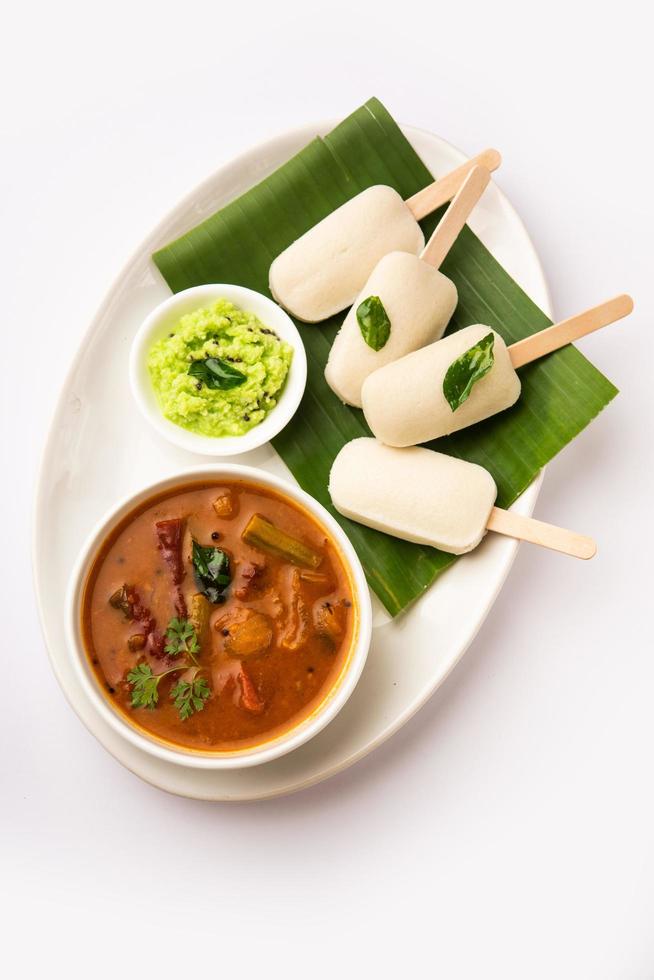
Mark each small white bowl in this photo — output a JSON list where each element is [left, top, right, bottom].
[[129, 284, 307, 456], [65, 463, 372, 769]]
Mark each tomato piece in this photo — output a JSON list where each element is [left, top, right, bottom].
[[238, 666, 265, 714]]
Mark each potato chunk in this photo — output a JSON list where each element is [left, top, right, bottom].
[[212, 491, 234, 518], [217, 609, 273, 658]]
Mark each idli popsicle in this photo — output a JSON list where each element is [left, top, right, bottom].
[[269, 149, 501, 323], [325, 165, 491, 407], [362, 295, 634, 447], [329, 439, 596, 559]]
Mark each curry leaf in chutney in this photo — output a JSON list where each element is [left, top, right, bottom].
[[443, 332, 495, 412], [356, 295, 391, 351], [192, 539, 231, 603], [188, 357, 247, 390]]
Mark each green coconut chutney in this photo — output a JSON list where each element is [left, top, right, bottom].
[[147, 299, 293, 437]]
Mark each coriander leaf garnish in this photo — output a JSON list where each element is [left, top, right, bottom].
[[165, 617, 200, 662], [127, 661, 212, 720], [127, 615, 211, 720], [171, 677, 211, 721], [127, 663, 161, 710], [443, 332, 495, 412], [188, 357, 247, 390], [192, 539, 231, 604], [356, 295, 391, 352]]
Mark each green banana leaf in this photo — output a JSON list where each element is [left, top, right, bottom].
[[153, 98, 617, 616]]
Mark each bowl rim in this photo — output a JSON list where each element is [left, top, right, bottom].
[[64, 463, 373, 769], [128, 283, 308, 457]]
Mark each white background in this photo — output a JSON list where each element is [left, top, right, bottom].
[[2, 1, 653, 977]]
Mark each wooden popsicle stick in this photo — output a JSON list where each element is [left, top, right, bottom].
[[405, 149, 502, 220], [419, 165, 491, 271], [508, 294, 634, 370], [486, 507, 596, 559]]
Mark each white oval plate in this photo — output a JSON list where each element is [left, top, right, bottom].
[[33, 121, 551, 801]]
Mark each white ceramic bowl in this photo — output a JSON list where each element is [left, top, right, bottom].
[[129, 284, 307, 456], [65, 464, 372, 769]]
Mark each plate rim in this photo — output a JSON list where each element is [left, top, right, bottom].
[[32, 118, 551, 801]]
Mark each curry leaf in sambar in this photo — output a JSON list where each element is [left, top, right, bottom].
[[192, 540, 231, 604], [443, 332, 495, 411], [356, 295, 391, 351]]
